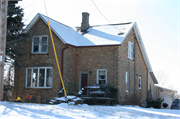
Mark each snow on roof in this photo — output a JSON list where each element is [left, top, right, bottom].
[[155, 84, 177, 93], [25, 13, 153, 72], [73, 23, 134, 46], [25, 13, 134, 47]]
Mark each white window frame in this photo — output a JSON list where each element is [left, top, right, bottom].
[[32, 35, 48, 54], [97, 69, 107, 84], [128, 41, 133, 60], [125, 72, 130, 93], [139, 76, 142, 89], [25, 67, 53, 88]]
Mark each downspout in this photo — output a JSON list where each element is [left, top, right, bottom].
[[61, 44, 68, 88], [134, 36, 137, 96]]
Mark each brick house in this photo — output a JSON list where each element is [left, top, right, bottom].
[[14, 12, 154, 104]]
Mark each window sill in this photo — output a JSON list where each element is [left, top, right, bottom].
[[128, 58, 134, 61], [25, 87, 52, 90], [31, 53, 48, 55]]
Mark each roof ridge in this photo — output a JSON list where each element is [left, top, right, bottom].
[[90, 22, 133, 27], [39, 13, 71, 28]]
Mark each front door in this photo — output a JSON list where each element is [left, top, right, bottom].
[[79, 72, 89, 95]]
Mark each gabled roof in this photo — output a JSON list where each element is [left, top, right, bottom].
[[25, 13, 153, 72], [25, 13, 135, 46]]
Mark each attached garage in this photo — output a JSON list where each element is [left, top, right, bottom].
[[155, 84, 177, 109]]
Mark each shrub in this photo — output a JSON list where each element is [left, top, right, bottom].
[[147, 98, 164, 109]]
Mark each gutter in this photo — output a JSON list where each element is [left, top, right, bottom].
[[66, 43, 121, 48], [134, 36, 136, 95]]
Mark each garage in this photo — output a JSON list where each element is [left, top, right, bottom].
[[163, 94, 172, 109]]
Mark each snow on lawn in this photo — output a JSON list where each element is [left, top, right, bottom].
[[0, 101, 180, 119]]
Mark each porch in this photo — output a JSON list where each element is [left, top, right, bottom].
[[80, 84, 118, 105]]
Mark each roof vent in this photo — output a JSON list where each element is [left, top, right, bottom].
[[81, 12, 90, 32], [118, 32, 124, 35]]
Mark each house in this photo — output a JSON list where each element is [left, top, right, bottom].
[[14, 12, 154, 105], [154, 84, 177, 109]]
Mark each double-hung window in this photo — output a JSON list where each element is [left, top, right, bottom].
[[32, 35, 48, 54], [125, 72, 130, 93], [97, 69, 107, 84], [139, 76, 142, 89], [128, 41, 133, 60], [26, 67, 53, 88]]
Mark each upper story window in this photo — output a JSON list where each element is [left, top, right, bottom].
[[139, 76, 142, 89], [97, 69, 107, 84], [128, 41, 133, 60], [32, 35, 48, 54], [26, 67, 53, 88], [125, 72, 130, 93]]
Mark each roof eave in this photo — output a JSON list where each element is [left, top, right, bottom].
[[133, 22, 153, 72], [155, 84, 177, 93], [149, 72, 158, 84]]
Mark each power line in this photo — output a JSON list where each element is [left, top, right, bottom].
[[43, 0, 48, 17], [143, 38, 179, 51], [91, 0, 122, 33], [146, 46, 178, 64], [144, 39, 179, 51], [91, 0, 111, 24]]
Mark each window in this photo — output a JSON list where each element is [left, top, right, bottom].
[[139, 76, 142, 89], [97, 69, 107, 84], [26, 67, 53, 88], [125, 72, 130, 93], [32, 36, 48, 54], [128, 41, 133, 60]]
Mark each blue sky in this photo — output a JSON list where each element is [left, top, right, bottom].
[[18, 0, 180, 93]]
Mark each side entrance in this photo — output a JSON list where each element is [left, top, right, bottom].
[[79, 71, 89, 95]]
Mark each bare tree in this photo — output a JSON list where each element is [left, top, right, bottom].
[[4, 65, 14, 87], [175, 94, 180, 99], [154, 70, 169, 86], [3, 64, 14, 101]]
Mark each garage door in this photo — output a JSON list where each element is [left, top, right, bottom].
[[163, 95, 172, 109]]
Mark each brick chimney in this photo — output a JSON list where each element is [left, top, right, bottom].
[[81, 12, 90, 32]]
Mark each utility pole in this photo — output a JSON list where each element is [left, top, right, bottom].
[[0, 0, 8, 101], [0, 0, 21, 101]]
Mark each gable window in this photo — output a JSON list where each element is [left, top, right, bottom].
[[128, 41, 133, 60], [32, 35, 48, 54], [139, 76, 142, 89], [97, 69, 107, 84], [125, 72, 130, 93], [26, 67, 53, 88]]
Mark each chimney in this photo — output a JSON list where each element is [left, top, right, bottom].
[[81, 12, 90, 32]]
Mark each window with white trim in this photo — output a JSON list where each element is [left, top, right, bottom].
[[125, 72, 130, 93], [32, 35, 48, 54], [26, 67, 53, 88], [139, 76, 142, 89], [97, 69, 107, 84], [128, 41, 133, 60]]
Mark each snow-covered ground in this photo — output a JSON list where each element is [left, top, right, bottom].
[[0, 101, 180, 119]]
